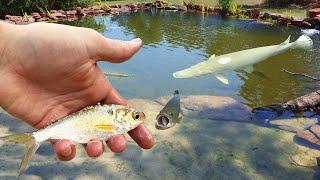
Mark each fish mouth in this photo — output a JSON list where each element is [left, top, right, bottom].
[[155, 113, 173, 130], [173, 69, 210, 78], [173, 71, 193, 78]]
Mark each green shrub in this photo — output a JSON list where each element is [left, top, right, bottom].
[[229, 1, 242, 16], [0, 0, 95, 18], [218, 0, 232, 12], [218, 0, 242, 15]]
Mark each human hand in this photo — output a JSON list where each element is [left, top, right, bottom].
[[0, 21, 155, 160]]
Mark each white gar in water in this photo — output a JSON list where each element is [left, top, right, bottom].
[[0, 104, 145, 176], [173, 35, 313, 84]]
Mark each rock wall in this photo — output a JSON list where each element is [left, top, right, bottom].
[[2, 0, 320, 30]]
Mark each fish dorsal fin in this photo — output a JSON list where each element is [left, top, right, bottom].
[[208, 54, 216, 59], [215, 74, 229, 85], [280, 35, 291, 46]]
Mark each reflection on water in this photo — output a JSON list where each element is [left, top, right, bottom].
[[65, 10, 320, 108]]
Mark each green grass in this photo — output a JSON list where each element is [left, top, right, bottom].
[[261, 7, 307, 18]]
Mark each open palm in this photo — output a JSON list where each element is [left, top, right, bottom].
[[0, 22, 154, 160]]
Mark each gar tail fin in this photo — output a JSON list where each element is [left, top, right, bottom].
[[1, 133, 40, 176], [293, 35, 313, 50]]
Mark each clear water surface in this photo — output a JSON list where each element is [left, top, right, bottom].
[[65, 9, 320, 108]]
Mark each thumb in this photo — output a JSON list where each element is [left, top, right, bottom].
[[91, 36, 142, 63]]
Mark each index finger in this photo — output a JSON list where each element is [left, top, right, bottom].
[[128, 124, 155, 149]]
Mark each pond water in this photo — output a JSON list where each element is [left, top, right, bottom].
[[66, 9, 320, 108], [1, 9, 318, 179]]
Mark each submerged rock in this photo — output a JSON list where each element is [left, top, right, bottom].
[[270, 118, 318, 132], [296, 124, 320, 149], [156, 95, 251, 122], [290, 152, 319, 167], [1, 95, 320, 177]]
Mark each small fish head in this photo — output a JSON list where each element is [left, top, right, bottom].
[[115, 107, 145, 132], [155, 112, 176, 130]]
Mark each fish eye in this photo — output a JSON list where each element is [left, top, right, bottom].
[[132, 111, 145, 121]]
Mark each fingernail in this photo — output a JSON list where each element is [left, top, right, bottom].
[[127, 38, 142, 44], [89, 141, 101, 149], [62, 145, 72, 156]]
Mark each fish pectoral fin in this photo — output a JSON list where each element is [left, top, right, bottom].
[[280, 35, 291, 46], [215, 74, 229, 85], [96, 124, 115, 131], [242, 65, 254, 73]]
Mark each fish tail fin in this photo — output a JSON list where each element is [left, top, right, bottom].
[[280, 35, 291, 46], [293, 35, 313, 50], [1, 133, 40, 176]]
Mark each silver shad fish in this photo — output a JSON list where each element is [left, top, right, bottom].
[[173, 35, 313, 84], [155, 90, 182, 130], [0, 104, 145, 176]]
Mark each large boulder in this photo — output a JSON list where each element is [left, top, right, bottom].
[[291, 18, 312, 28], [309, 3, 320, 9], [304, 17, 320, 28], [4, 15, 23, 24], [244, 8, 260, 19], [308, 8, 320, 18], [31, 12, 41, 20]]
